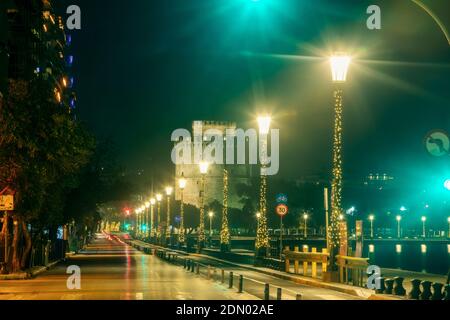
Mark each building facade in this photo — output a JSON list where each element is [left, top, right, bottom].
[[0, 0, 75, 110]]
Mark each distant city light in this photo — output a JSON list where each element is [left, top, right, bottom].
[[400, 206, 407, 212], [421, 244, 427, 253]]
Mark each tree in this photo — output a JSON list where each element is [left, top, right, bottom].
[[0, 79, 94, 273]]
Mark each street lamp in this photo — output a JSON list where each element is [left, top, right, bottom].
[[421, 216, 427, 238], [145, 201, 150, 238], [444, 179, 450, 191], [369, 215, 375, 238], [329, 53, 351, 269], [220, 168, 231, 253], [255, 115, 271, 257], [208, 211, 214, 237], [156, 193, 162, 241], [178, 175, 187, 245], [396, 215, 402, 238], [135, 208, 141, 237], [198, 161, 209, 252], [303, 213, 308, 238], [150, 198, 156, 239], [165, 186, 173, 246]]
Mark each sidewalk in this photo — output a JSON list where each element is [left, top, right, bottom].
[[0, 252, 75, 280]]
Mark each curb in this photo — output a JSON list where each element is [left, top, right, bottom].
[[0, 253, 75, 280]]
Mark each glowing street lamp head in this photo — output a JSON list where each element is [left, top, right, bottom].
[[199, 161, 209, 175], [150, 198, 156, 205], [208, 211, 214, 218], [179, 177, 187, 190], [369, 214, 374, 221], [165, 186, 173, 196], [257, 115, 271, 134], [330, 54, 351, 83], [156, 194, 162, 202], [145, 202, 150, 208], [396, 215, 402, 222], [303, 213, 308, 220], [400, 206, 407, 212], [447, 217, 450, 223], [444, 179, 450, 190], [421, 216, 426, 222]]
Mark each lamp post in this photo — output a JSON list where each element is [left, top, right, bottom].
[[178, 175, 187, 245], [396, 215, 402, 238], [145, 201, 150, 239], [208, 211, 214, 238], [421, 216, 426, 238], [156, 193, 162, 242], [303, 213, 308, 238], [165, 186, 173, 246], [198, 161, 209, 252], [220, 168, 231, 253], [255, 115, 271, 258], [150, 198, 156, 240], [329, 54, 351, 270], [369, 215, 374, 238], [135, 208, 140, 238]]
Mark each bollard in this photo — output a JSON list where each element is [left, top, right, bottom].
[[183, 259, 187, 269], [276, 288, 282, 300], [384, 278, 394, 294], [420, 281, 432, 300], [191, 261, 195, 273], [443, 284, 450, 301], [264, 283, 270, 300], [431, 283, 444, 300], [196, 263, 200, 275], [221, 269, 225, 283], [238, 275, 243, 293], [375, 277, 386, 294], [393, 277, 406, 296], [408, 279, 422, 299], [296, 293, 302, 300], [229, 272, 234, 289]]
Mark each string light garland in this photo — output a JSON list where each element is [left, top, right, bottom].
[[157, 200, 161, 240], [198, 174, 206, 246], [255, 171, 269, 255], [179, 188, 185, 244], [220, 168, 230, 250], [330, 89, 344, 249]]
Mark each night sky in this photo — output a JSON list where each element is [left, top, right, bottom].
[[57, 0, 449, 187]]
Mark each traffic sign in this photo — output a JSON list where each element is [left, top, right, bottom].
[[276, 193, 288, 204], [0, 195, 14, 211], [276, 204, 288, 217]]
